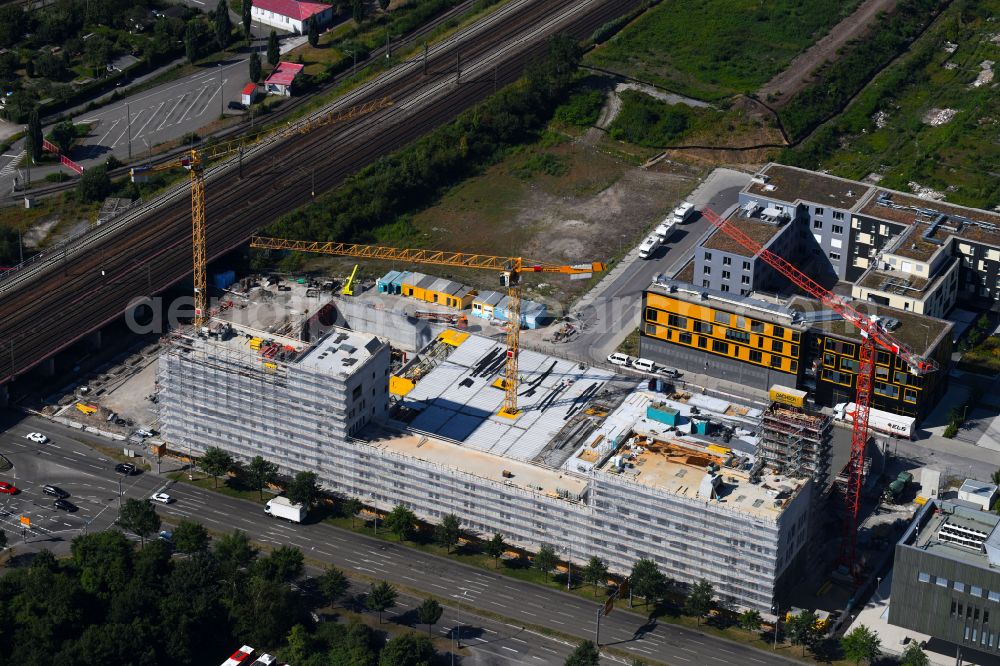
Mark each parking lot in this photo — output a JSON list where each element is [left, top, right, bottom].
[[0, 416, 167, 551]]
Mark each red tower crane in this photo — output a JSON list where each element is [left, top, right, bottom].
[[701, 207, 938, 574]]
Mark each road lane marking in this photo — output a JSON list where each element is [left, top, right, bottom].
[[180, 85, 208, 123], [501, 646, 518, 653], [157, 95, 185, 130], [98, 118, 122, 144], [134, 101, 164, 138], [430, 583, 447, 590]]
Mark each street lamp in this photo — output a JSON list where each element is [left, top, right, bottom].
[[369, 492, 378, 535], [772, 605, 780, 650]]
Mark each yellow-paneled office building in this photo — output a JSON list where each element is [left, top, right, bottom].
[[640, 281, 952, 419]]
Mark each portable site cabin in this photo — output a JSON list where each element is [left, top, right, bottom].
[[492, 295, 548, 329], [400, 273, 474, 309], [471, 290, 504, 320], [377, 270, 409, 295], [400, 272, 433, 300]]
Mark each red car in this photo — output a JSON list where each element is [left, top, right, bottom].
[[0, 482, 17, 494]]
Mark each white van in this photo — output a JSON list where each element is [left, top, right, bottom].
[[607, 352, 630, 367], [633, 358, 656, 373], [672, 202, 696, 224], [638, 234, 659, 259]]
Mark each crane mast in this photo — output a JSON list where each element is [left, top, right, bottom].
[[700, 207, 937, 574]]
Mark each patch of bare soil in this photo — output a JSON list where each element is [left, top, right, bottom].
[[756, 0, 899, 108]]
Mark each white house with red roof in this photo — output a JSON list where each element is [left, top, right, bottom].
[[251, 0, 333, 35], [263, 61, 304, 96]]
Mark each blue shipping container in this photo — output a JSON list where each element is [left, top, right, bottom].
[[213, 270, 236, 290]]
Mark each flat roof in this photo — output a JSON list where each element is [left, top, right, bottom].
[[747, 164, 872, 210], [856, 268, 931, 294], [296, 329, 384, 373], [702, 210, 789, 256], [363, 427, 589, 500], [912, 500, 1000, 569], [596, 436, 807, 520], [786, 295, 951, 356], [398, 333, 617, 462], [647, 279, 805, 328]]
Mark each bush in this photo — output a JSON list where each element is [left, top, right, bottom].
[[510, 152, 567, 179], [77, 164, 112, 202], [554, 88, 605, 127], [943, 422, 958, 438], [609, 90, 692, 146], [45, 172, 70, 183]]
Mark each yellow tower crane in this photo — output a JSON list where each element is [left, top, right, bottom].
[[130, 97, 393, 328], [248, 236, 606, 418]]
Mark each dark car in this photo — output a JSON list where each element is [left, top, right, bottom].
[[228, 101, 246, 111], [54, 498, 77, 512], [42, 485, 69, 499], [115, 463, 137, 475]]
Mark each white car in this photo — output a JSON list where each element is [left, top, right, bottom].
[[607, 352, 631, 367], [150, 492, 172, 504], [638, 234, 659, 260], [25, 432, 48, 444]]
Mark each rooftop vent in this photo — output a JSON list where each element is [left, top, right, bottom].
[[847, 189, 856, 197], [341, 358, 358, 366], [751, 174, 770, 185]]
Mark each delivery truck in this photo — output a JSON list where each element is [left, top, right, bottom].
[[833, 402, 915, 440], [264, 496, 306, 523]]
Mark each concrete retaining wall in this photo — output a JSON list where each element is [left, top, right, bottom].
[[326, 298, 435, 351]]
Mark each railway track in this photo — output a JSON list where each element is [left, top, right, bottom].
[[0, 0, 641, 389]]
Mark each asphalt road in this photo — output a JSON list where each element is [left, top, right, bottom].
[[0, 413, 800, 666], [564, 169, 751, 364]]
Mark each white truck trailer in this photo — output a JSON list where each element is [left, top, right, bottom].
[[265, 496, 307, 523], [833, 402, 915, 440]]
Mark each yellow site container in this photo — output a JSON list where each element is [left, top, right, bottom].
[[707, 444, 732, 456], [75, 403, 97, 415], [263, 361, 277, 372], [389, 376, 415, 396], [438, 329, 470, 347], [769, 384, 807, 408], [248, 337, 263, 351]]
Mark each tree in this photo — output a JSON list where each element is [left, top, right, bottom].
[[307, 16, 319, 47], [0, 528, 6, 552], [564, 640, 600, 666], [118, 498, 161, 545], [246, 455, 278, 500], [384, 504, 416, 541], [534, 544, 557, 581], [582, 556, 608, 597], [286, 470, 320, 507], [351, 0, 364, 24], [249, 50, 262, 83], [377, 0, 389, 10], [992, 468, 1000, 487], [786, 611, 823, 656], [267, 29, 279, 66], [51, 120, 76, 155], [840, 626, 881, 665], [214, 529, 259, 578], [738, 609, 762, 634], [379, 632, 434, 666], [684, 579, 714, 625], [280, 624, 311, 664], [184, 21, 200, 63], [434, 513, 461, 553], [199, 447, 233, 488], [173, 519, 209, 554], [27, 107, 42, 162], [342, 497, 363, 527], [256, 545, 304, 583], [485, 532, 506, 569], [365, 580, 397, 623], [416, 598, 442, 635], [214, 0, 232, 49], [242, 0, 253, 40], [318, 566, 349, 606], [629, 558, 665, 607], [900, 641, 930, 666]]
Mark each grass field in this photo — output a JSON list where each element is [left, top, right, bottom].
[[584, 0, 862, 101], [784, 0, 1000, 209]]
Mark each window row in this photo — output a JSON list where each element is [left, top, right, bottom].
[[919, 572, 1000, 602]]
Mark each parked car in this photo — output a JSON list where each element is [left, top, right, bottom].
[[134, 429, 154, 438], [0, 481, 18, 494], [150, 492, 172, 504], [158, 530, 173, 542], [672, 201, 697, 224], [25, 432, 48, 444], [115, 463, 137, 475], [54, 498, 77, 512], [42, 485, 69, 499], [228, 100, 247, 111], [607, 352, 631, 367], [633, 358, 656, 373]]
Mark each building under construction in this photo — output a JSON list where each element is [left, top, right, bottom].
[[757, 388, 832, 490]]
